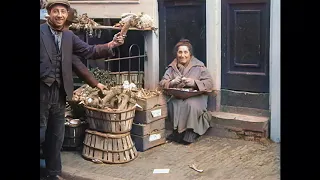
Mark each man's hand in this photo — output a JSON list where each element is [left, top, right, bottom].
[[96, 83, 107, 92], [112, 32, 125, 47], [182, 77, 195, 87]]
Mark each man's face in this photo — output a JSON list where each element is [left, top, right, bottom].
[[48, 4, 68, 27]]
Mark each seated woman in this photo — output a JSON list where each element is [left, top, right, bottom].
[[159, 39, 214, 145]]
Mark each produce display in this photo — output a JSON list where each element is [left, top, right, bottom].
[[71, 67, 162, 112], [72, 84, 162, 111]]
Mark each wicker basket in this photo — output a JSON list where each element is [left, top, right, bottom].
[[84, 106, 136, 134], [82, 129, 138, 164]]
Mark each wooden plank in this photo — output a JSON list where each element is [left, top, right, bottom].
[[107, 138, 113, 162], [94, 135, 103, 160], [83, 133, 89, 155], [115, 121, 120, 133], [117, 138, 125, 162], [122, 137, 130, 161], [126, 136, 135, 158], [112, 139, 119, 163], [102, 137, 107, 161], [120, 112, 126, 132], [89, 134, 95, 158], [111, 121, 116, 133]]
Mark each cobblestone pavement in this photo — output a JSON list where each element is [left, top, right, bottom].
[[61, 136, 280, 180]]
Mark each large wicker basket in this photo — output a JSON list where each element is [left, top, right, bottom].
[[82, 129, 138, 164], [84, 106, 136, 134]]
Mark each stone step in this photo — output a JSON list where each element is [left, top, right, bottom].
[[205, 111, 269, 142], [221, 105, 270, 117]]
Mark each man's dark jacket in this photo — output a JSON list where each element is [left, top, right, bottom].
[[40, 23, 114, 100]]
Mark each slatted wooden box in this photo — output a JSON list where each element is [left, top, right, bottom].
[[136, 94, 167, 111], [130, 118, 166, 152], [131, 129, 166, 152], [133, 104, 167, 124], [131, 118, 166, 136]]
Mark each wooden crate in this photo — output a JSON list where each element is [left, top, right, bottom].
[[136, 94, 167, 111], [82, 129, 138, 164], [131, 129, 166, 152], [133, 104, 167, 124], [131, 118, 166, 136]]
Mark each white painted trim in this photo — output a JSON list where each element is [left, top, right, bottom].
[[206, 0, 222, 111], [143, 0, 159, 90], [269, 0, 281, 143], [206, 0, 221, 92]]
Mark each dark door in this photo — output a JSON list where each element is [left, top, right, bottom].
[[221, 0, 270, 93], [158, 0, 206, 80]]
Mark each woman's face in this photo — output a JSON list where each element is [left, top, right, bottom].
[[177, 45, 191, 66]]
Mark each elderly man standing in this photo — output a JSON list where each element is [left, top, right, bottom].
[[40, 1, 124, 179]]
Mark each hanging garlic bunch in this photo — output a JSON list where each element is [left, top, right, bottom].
[[136, 12, 154, 29], [69, 13, 101, 37], [116, 12, 155, 30]]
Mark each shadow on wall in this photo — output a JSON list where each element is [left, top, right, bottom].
[[207, 91, 217, 112]]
